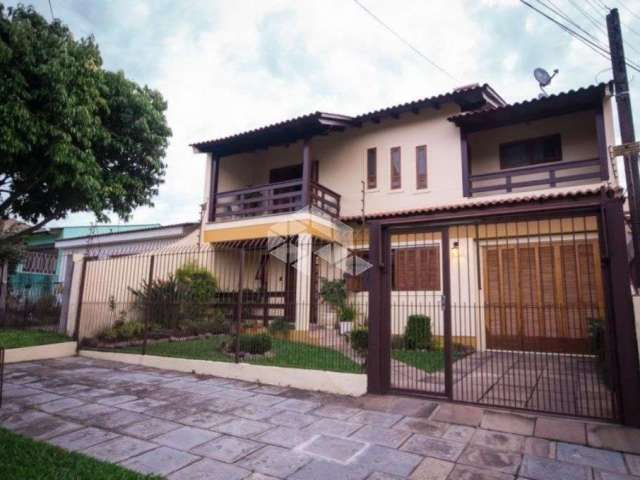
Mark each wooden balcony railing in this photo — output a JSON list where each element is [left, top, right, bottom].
[[213, 179, 340, 222], [468, 158, 603, 196]]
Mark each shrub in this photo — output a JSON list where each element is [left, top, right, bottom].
[[31, 294, 61, 324], [404, 314, 433, 350], [339, 305, 357, 322], [320, 279, 347, 310], [176, 263, 218, 320], [268, 318, 293, 336], [350, 328, 368, 356], [130, 276, 181, 328], [238, 333, 272, 354], [391, 334, 405, 350], [98, 320, 146, 342]]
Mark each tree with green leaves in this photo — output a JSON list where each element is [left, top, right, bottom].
[[0, 4, 171, 248]]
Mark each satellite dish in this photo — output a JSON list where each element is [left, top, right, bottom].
[[534, 67, 559, 97]]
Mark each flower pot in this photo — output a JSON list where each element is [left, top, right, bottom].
[[339, 321, 353, 335]]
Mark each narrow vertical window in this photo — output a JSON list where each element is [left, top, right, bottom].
[[390, 147, 401, 189], [366, 148, 377, 189], [416, 145, 427, 190]]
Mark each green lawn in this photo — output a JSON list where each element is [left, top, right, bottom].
[[0, 329, 71, 349], [392, 349, 465, 373], [111, 336, 361, 373], [0, 427, 160, 480]]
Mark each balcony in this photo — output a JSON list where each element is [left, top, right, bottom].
[[467, 158, 604, 197], [212, 179, 341, 222]]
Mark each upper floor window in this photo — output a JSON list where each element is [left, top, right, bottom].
[[416, 145, 427, 190], [499, 134, 562, 170], [366, 148, 377, 189], [390, 146, 401, 189]]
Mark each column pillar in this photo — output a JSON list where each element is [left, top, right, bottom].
[[295, 233, 313, 331]]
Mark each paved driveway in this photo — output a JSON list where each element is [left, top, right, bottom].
[[2, 356, 640, 479]]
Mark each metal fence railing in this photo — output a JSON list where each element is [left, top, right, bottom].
[[0, 280, 61, 331]]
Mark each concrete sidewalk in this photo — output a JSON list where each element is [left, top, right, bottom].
[[1, 356, 640, 479]]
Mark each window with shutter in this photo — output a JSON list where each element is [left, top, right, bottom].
[[366, 148, 377, 189], [416, 145, 427, 190], [390, 147, 401, 190], [392, 246, 440, 291]]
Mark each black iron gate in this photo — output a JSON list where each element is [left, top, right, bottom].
[[368, 205, 633, 423]]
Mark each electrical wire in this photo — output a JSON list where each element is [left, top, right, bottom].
[[520, 0, 640, 73], [48, 0, 55, 20], [614, 0, 640, 22], [350, 0, 459, 82]]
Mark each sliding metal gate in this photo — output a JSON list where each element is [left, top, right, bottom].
[[381, 213, 619, 421]]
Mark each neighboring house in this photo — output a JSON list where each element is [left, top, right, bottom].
[[9, 224, 159, 296]]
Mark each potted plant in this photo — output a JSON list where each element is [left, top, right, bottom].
[[339, 305, 356, 335]]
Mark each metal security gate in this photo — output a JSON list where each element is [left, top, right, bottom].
[[369, 206, 630, 422]]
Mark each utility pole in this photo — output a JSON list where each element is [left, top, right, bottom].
[[607, 8, 640, 285]]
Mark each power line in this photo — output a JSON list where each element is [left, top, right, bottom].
[[615, 0, 640, 22], [350, 0, 459, 82], [47, 0, 55, 20], [520, 0, 640, 73]]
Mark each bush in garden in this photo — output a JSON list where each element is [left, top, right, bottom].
[[98, 320, 146, 342], [391, 334, 405, 350], [320, 279, 347, 311], [130, 276, 181, 329], [268, 318, 293, 337], [238, 333, 272, 354], [175, 263, 218, 320], [31, 294, 61, 324], [404, 314, 433, 350], [349, 328, 368, 357], [339, 305, 357, 323]]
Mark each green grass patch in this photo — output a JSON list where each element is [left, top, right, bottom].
[[0, 427, 160, 480], [106, 336, 361, 373], [116, 336, 232, 362], [392, 349, 465, 373], [247, 338, 362, 373], [0, 329, 71, 349]]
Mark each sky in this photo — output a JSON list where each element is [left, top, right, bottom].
[[6, 0, 640, 228]]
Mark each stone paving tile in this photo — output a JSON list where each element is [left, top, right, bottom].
[[256, 426, 316, 449], [75, 388, 116, 399], [431, 404, 483, 427], [289, 459, 371, 480], [304, 418, 362, 437], [471, 429, 525, 453], [480, 411, 535, 436], [213, 418, 273, 437], [557, 442, 627, 474], [313, 404, 362, 420], [14, 392, 63, 406], [48, 427, 120, 451], [442, 425, 475, 444], [239, 445, 311, 478], [37, 397, 85, 413], [191, 435, 264, 463], [277, 398, 321, 413], [535, 417, 587, 445], [351, 424, 412, 448], [91, 409, 149, 429], [394, 417, 449, 437], [409, 456, 455, 480], [520, 454, 592, 480], [120, 417, 182, 439], [0, 402, 27, 419], [232, 405, 283, 421], [2, 385, 44, 399], [15, 415, 82, 440], [457, 445, 522, 474], [0, 409, 53, 431], [593, 472, 639, 480], [252, 385, 288, 395], [153, 426, 221, 451], [352, 444, 422, 477], [625, 454, 640, 476], [269, 410, 318, 429], [211, 388, 256, 401], [118, 398, 168, 413], [447, 464, 515, 480], [82, 435, 157, 463], [588, 424, 640, 455], [524, 437, 556, 459], [243, 394, 287, 407], [351, 410, 403, 428], [401, 433, 466, 461], [178, 411, 234, 428], [57, 403, 118, 421], [146, 404, 202, 421], [168, 458, 252, 480], [120, 446, 201, 476], [302, 434, 367, 462]]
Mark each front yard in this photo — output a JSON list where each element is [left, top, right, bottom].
[[114, 335, 362, 373], [0, 329, 71, 349], [0, 428, 159, 480]]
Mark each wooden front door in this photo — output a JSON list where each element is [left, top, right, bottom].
[[483, 240, 604, 353]]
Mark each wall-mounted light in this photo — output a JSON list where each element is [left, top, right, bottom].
[[451, 241, 461, 258]]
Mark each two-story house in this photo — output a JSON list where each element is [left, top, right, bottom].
[[191, 81, 639, 423]]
